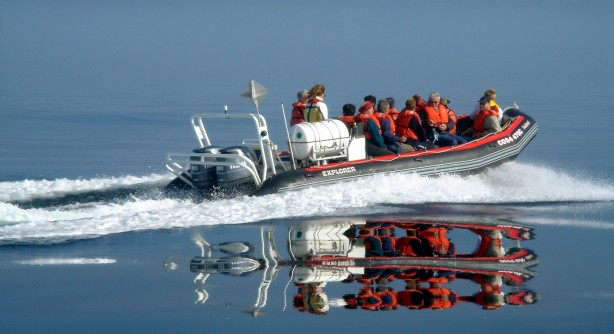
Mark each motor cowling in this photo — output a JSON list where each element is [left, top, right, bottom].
[[190, 145, 223, 189], [216, 146, 258, 191]]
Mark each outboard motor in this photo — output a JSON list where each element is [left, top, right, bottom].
[[216, 146, 258, 194], [190, 145, 223, 191]]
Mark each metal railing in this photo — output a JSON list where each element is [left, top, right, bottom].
[[164, 113, 279, 190]]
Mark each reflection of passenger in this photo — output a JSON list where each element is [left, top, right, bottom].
[[344, 286, 399, 311], [377, 286, 399, 311], [397, 279, 459, 310], [396, 234, 426, 256], [473, 229, 503, 257], [293, 283, 329, 315], [417, 226, 455, 256], [459, 274, 504, 310], [504, 289, 540, 306], [361, 226, 398, 257]]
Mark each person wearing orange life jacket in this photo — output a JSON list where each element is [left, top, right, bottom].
[[423, 91, 468, 147], [290, 90, 308, 127], [386, 97, 400, 122], [359, 101, 394, 157], [396, 98, 436, 150], [374, 99, 415, 153], [337, 103, 356, 131], [471, 96, 503, 139], [303, 83, 328, 122], [412, 94, 428, 123], [471, 88, 503, 122], [440, 97, 460, 134]]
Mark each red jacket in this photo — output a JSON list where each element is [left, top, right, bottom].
[[290, 102, 305, 126], [424, 104, 453, 131], [338, 115, 355, 129], [396, 109, 421, 140], [472, 107, 499, 133]]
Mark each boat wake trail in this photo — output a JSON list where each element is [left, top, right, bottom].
[[1, 162, 613, 245]]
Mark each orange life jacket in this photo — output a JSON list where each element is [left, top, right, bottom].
[[446, 108, 458, 134], [395, 236, 422, 256], [396, 109, 421, 140], [423, 104, 450, 129], [374, 112, 396, 135], [424, 287, 457, 309], [389, 108, 400, 122], [358, 287, 382, 311], [472, 107, 499, 133], [377, 289, 399, 309], [363, 115, 382, 140], [418, 227, 451, 255], [290, 102, 305, 126], [338, 115, 355, 129]]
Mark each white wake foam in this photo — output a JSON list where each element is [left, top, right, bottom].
[[1, 162, 613, 244], [0, 173, 172, 202]]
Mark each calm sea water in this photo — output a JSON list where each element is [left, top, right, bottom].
[[2, 1, 614, 333]]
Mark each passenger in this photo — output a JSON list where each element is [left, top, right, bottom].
[[303, 83, 329, 122], [396, 98, 436, 150], [375, 99, 415, 153], [337, 103, 357, 130], [440, 98, 456, 134], [441, 97, 473, 142], [290, 90, 308, 126], [471, 96, 503, 139], [471, 88, 503, 121], [423, 91, 468, 147], [360, 101, 394, 157], [412, 94, 428, 122], [364, 94, 377, 105], [386, 97, 400, 122]]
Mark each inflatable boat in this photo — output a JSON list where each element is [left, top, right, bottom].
[[163, 82, 538, 198]]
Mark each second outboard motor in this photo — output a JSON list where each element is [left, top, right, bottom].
[[190, 145, 223, 191], [216, 146, 258, 194]]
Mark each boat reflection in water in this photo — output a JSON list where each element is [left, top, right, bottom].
[[165, 218, 540, 316]]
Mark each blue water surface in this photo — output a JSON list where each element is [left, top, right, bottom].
[[1, 1, 614, 333]]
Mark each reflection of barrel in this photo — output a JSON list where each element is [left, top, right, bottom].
[[190, 146, 222, 189], [290, 120, 349, 161], [216, 146, 258, 190]]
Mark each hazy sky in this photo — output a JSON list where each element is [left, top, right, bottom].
[[1, 0, 613, 110]]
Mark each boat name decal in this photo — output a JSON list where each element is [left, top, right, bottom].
[[499, 257, 526, 263], [322, 166, 357, 177], [497, 128, 524, 146], [521, 120, 531, 129], [322, 260, 355, 266]]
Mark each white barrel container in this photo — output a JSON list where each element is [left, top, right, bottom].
[[290, 120, 349, 161]]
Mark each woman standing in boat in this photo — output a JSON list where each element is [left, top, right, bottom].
[[303, 83, 329, 122]]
